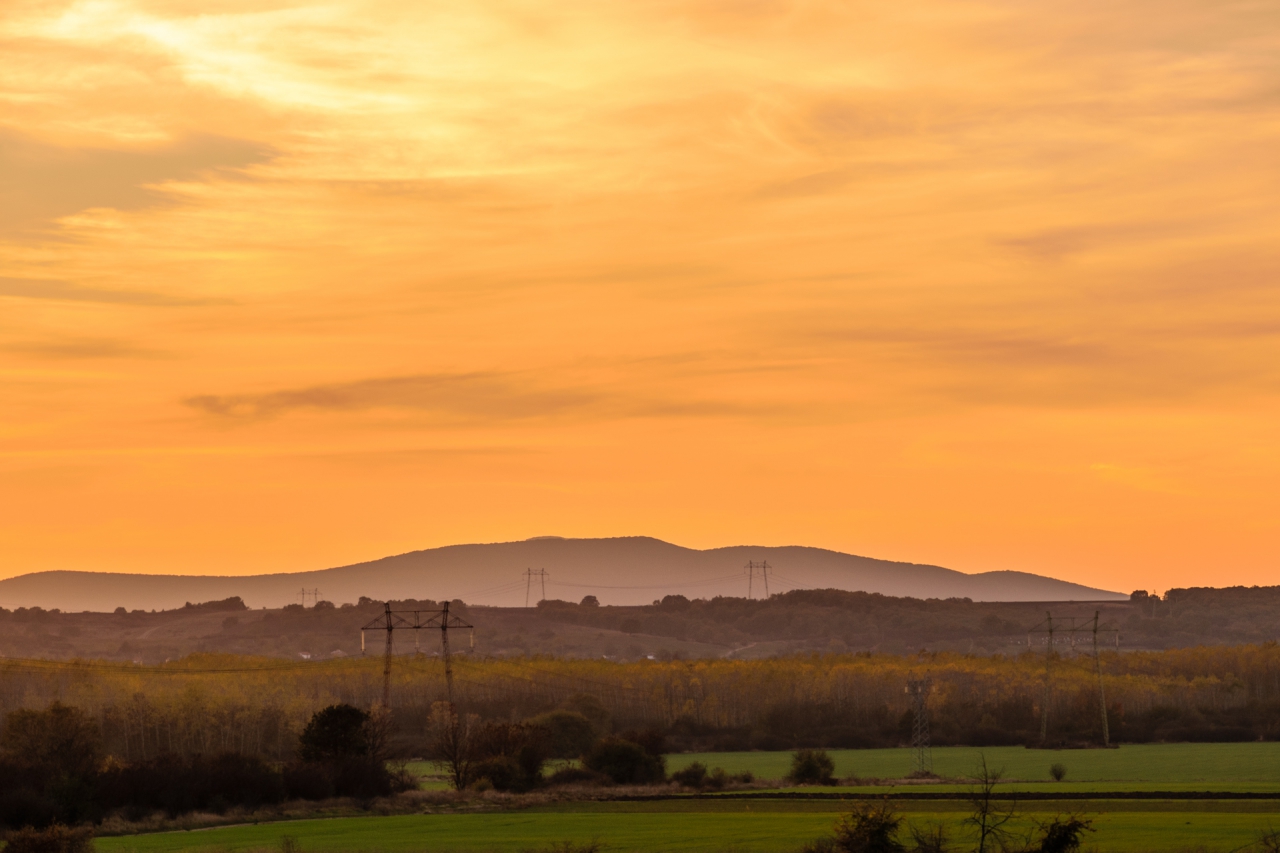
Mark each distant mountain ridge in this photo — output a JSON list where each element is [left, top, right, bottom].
[[0, 536, 1123, 611]]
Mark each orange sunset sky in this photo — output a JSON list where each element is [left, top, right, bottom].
[[2, 0, 1278, 593]]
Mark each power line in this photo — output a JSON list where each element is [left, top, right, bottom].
[[1027, 611, 1119, 747], [546, 574, 742, 591], [744, 561, 770, 599], [361, 603, 474, 708], [524, 568, 549, 607]]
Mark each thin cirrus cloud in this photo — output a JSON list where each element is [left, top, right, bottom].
[[0, 277, 223, 306], [183, 373, 605, 422], [0, 130, 273, 233]]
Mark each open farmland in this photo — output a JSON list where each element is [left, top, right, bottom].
[[666, 743, 1280, 788], [94, 799, 1280, 853]]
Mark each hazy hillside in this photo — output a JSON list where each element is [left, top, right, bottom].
[[0, 585, 1270, 664], [0, 536, 1123, 611]]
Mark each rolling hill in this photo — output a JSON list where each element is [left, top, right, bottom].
[[0, 536, 1122, 611]]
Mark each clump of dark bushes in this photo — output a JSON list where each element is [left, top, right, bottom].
[[99, 752, 285, 816], [0, 701, 410, 831], [4, 824, 94, 853], [669, 761, 753, 790], [582, 736, 665, 785], [789, 748, 837, 785]]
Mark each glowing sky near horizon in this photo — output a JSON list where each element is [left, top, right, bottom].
[[1, 0, 1278, 593]]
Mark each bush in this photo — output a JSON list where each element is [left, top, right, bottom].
[[282, 757, 396, 801], [545, 766, 608, 787], [298, 705, 370, 762], [527, 711, 597, 759], [0, 786, 57, 833], [670, 763, 748, 790], [1, 704, 103, 826], [1049, 763, 1066, 782], [832, 804, 904, 853], [582, 737, 665, 785], [4, 824, 93, 853], [100, 752, 285, 816], [1033, 816, 1093, 853], [789, 749, 836, 785], [670, 762, 707, 788]]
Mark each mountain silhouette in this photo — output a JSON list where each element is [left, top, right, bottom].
[[0, 536, 1122, 611]]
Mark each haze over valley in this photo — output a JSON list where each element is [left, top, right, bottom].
[[0, 536, 1123, 613]]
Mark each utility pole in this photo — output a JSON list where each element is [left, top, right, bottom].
[[1092, 610, 1110, 747], [906, 678, 933, 775], [361, 603, 475, 709], [745, 561, 770, 599], [1028, 611, 1118, 746], [1041, 611, 1053, 743], [524, 568, 549, 607]]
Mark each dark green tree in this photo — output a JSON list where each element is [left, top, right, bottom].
[[297, 704, 370, 762]]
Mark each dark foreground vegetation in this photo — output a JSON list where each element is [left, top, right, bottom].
[[0, 702, 410, 834], [2, 585, 1280, 663]]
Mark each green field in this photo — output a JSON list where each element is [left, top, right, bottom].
[[94, 801, 1280, 853], [94, 746, 1280, 852], [667, 744, 1280, 786]]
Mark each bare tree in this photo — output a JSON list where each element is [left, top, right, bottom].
[[964, 755, 1018, 853], [364, 703, 393, 762], [907, 821, 950, 853], [427, 701, 477, 791]]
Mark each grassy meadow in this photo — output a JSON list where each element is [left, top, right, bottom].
[[92, 745, 1280, 853], [667, 743, 1280, 787], [93, 800, 1280, 853]]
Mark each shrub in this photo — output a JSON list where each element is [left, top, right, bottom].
[[99, 752, 286, 816], [0, 786, 58, 832], [832, 803, 904, 853], [282, 761, 334, 801], [1033, 816, 1093, 853], [1, 704, 103, 826], [4, 824, 94, 853], [789, 749, 836, 785], [907, 823, 949, 853], [582, 737, 665, 784], [521, 843, 601, 853], [527, 711, 596, 759], [1049, 763, 1066, 782], [472, 756, 540, 793], [298, 705, 370, 762], [797, 839, 838, 853], [545, 766, 608, 786], [670, 762, 707, 788]]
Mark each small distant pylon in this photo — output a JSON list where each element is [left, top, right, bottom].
[[906, 678, 933, 776], [524, 568, 548, 607], [745, 561, 770, 599], [298, 588, 320, 607]]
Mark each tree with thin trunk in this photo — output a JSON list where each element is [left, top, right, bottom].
[[964, 755, 1018, 853], [427, 701, 478, 791]]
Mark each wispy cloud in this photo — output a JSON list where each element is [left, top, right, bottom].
[[0, 336, 165, 359], [0, 277, 222, 306], [0, 131, 273, 234], [184, 373, 603, 421]]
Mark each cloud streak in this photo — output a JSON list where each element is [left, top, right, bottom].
[[0, 278, 222, 306]]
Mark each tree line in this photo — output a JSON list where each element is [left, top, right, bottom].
[[0, 641, 1277, 759]]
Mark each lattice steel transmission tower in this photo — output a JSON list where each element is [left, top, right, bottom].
[[1028, 610, 1118, 746], [906, 677, 933, 776], [745, 561, 770, 599], [298, 588, 320, 607], [361, 602, 474, 709], [524, 568, 549, 607]]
